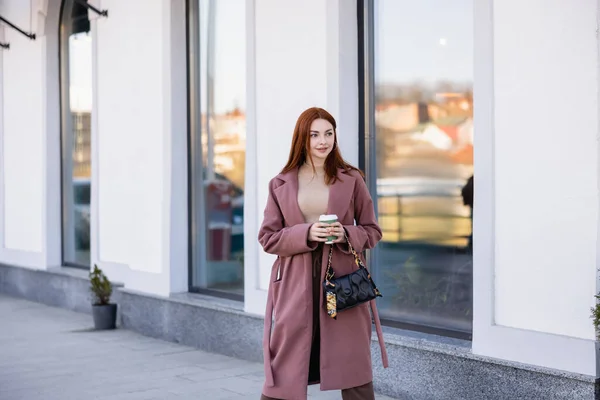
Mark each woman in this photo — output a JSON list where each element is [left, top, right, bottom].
[[258, 107, 388, 400]]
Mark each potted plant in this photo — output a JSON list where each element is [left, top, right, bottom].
[[89, 264, 117, 330], [591, 293, 600, 340]]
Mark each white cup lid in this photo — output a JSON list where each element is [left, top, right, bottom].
[[319, 214, 338, 221]]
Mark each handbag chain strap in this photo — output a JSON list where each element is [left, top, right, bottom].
[[324, 230, 363, 283]]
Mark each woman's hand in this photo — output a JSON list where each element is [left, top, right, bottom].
[[309, 222, 346, 243], [328, 222, 346, 244], [308, 223, 328, 242]]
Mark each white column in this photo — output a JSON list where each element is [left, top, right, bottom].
[[0, 0, 61, 269], [472, 0, 598, 376], [244, 0, 358, 315], [92, 0, 187, 295]]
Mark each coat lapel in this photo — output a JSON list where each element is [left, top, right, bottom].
[[274, 169, 306, 226], [326, 169, 356, 220]]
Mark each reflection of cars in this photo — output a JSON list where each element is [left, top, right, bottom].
[[207, 173, 244, 257], [73, 178, 91, 250], [230, 188, 244, 255], [210, 172, 243, 230]]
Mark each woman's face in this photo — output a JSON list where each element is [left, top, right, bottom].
[[308, 118, 335, 164]]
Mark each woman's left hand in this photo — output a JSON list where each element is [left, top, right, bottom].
[[326, 222, 346, 244]]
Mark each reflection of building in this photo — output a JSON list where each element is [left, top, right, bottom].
[[375, 99, 473, 180], [72, 112, 91, 178], [201, 109, 246, 189]]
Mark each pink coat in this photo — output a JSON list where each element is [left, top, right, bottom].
[[258, 167, 389, 400]]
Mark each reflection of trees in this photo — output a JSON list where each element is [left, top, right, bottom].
[[72, 112, 91, 178], [227, 150, 245, 189], [202, 109, 246, 191], [376, 81, 472, 105]]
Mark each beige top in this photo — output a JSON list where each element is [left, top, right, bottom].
[[297, 166, 329, 223]]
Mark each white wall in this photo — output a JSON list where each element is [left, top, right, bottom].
[[0, 0, 61, 269], [2, 2, 43, 254], [244, 0, 358, 315], [494, 0, 597, 340], [473, 0, 598, 376], [92, 0, 187, 295], [95, 0, 163, 272]]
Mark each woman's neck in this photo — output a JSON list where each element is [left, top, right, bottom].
[[304, 160, 325, 170], [300, 161, 325, 180]]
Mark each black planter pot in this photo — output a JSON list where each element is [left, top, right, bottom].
[[92, 303, 117, 330]]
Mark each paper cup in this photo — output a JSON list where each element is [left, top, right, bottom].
[[319, 214, 338, 244]]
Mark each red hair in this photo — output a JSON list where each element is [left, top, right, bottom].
[[281, 107, 363, 184]]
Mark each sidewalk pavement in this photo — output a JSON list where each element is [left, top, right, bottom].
[[0, 295, 396, 400]]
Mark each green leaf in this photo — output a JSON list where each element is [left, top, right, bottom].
[[89, 264, 112, 306]]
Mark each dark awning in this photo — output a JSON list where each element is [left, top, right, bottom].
[[70, 0, 91, 35], [71, 0, 108, 34]]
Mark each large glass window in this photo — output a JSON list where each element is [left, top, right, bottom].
[[60, 0, 93, 268], [189, 0, 246, 298], [363, 0, 474, 337]]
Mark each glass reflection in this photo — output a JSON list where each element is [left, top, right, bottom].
[[372, 0, 473, 334], [193, 0, 246, 295], [62, 0, 92, 267]]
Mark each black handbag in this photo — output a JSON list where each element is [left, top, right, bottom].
[[323, 232, 382, 319]]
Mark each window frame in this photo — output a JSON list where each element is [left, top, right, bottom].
[[358, 0, 472, 340], [59, 0, 91, 270], [186, 0, 245, 301]]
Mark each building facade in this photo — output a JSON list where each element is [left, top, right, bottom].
[[0, 0, 597, 398]]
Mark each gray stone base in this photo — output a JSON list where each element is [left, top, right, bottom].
[[371, 338, 597, 400], [1, 263, 597, 400], [119, 289, 264, 363]]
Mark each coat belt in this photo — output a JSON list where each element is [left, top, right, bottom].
[[370, 298, 389, 368], [264, 284, 276, 387]]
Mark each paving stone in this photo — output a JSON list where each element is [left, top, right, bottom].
[[0, 295, 396, 400]]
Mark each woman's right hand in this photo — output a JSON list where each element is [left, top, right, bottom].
[[308, 223, 328, 242]]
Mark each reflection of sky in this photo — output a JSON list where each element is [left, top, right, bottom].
[[69, 32, 93, 112], [211, 0, 246, 114], [376, 0, 473, 85], [199, 0, 246, 114]]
